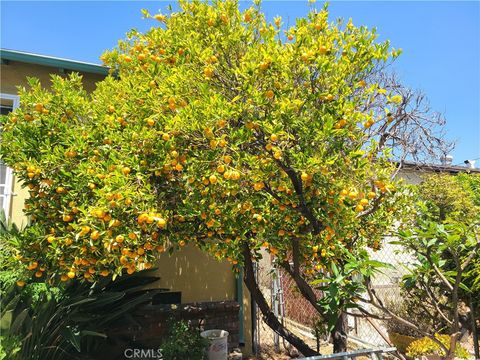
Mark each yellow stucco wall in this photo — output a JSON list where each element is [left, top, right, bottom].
[[152, 244, 252, 351], [242, 282, 253, 352], [1, 60, 105, 94], [9, 178, 29, 229], [154, 244, 236, 303]]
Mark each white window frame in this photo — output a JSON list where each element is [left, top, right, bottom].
[[0, 93, 20, 219]]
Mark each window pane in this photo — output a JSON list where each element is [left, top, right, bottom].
[[1, 98, 14, 116], [0, 106, 13, 115]]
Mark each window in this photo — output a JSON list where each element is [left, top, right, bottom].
[[0, 93, 20, 218]]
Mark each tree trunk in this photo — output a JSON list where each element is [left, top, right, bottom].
[[332, 311, 348, 353], [242, 242, 318, 357]]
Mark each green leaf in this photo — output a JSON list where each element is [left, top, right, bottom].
[[61, 326, 82, 352], [80, 330, 108, 339], [9, 309, 29, 334]]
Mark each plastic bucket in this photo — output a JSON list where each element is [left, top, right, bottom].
[[201, 329, 229, 360]]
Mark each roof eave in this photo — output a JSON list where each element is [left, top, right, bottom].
[[0, 49, 110, 76]]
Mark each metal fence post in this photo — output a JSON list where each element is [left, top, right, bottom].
[[272, 267, 280, 351], [470, 294, 479, 360]]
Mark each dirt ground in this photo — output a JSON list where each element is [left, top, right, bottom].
[[242, 319, 477, 360], [244, 319, 333, 359]]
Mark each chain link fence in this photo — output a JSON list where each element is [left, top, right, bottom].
[[253, 237, 414, 353], [254, 239, 478, 357], [349, 235, 413, 347]]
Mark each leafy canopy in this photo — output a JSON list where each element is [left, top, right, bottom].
[[1, 0, 406, 282]]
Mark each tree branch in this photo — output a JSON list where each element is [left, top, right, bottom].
[[242, 241, 318, 356]]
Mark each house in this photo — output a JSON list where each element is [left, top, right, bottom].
[[397, 160, 480, 183], [0, 48, 252, 354]]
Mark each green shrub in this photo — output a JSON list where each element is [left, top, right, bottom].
[[0, 335, 22, 360], [406, 334, 469, 359], [161, 320, 208, 360]]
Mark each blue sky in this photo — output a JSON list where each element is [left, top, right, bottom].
[[1, 1, 479, 165]]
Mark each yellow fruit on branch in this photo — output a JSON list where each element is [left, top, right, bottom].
[[253, 182, 264, 191], [364, 119, 374, 128], [34, 103, 44, 112], [334, 119, 347, 129], [79, 226, 91, 236], [259, 60, 270, 70], [100, 270, 109, 277], [230, 171, 240, 180], [253, 213, 263, 222], [154, 14, 166, 22], [90, 230, 100, 240], [204, 67, 214, 79], [355, 204, 364, 212], [157, 218, 167, 228]]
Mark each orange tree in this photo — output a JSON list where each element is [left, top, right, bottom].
[[1, 0, 413, 355]]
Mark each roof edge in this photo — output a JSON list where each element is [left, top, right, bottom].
[[0, 49, 109, 76], [398, 160, 480, 174]]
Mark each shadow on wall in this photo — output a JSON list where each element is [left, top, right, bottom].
[[151, 244, 236, 303]]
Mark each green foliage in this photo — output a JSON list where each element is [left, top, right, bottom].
[[456, 173, 480, 207], [313, 245, 392, 331], [0, 270, 160, 360], [0, 335, 22, 360], [418, 174, 478, 222], [160, 319, 208, 360], [399, 218, 478, 295], [406, 334, 469, 359], [0, 0, 405, 284], [386, 173, 480, 358], [410, 173, 480, 312], [0, 210, 23, 290], [396, 217, 479, 358]]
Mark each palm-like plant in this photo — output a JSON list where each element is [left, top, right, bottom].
[[1, 267, 162, 359]]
